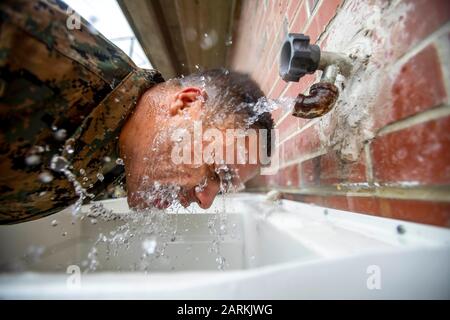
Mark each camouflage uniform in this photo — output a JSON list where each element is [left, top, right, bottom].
[[0, 0, 164, 224]]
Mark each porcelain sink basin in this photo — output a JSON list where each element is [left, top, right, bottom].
[[0, 193, 449, 299]]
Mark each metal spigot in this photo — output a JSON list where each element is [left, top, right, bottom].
[[279, 34, 321, 82], [279, 33, 353, 118]]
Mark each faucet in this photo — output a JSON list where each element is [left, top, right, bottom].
[[279, 33, 353, 118]]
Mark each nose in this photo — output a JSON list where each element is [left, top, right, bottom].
[[194, 180, 220, 209]]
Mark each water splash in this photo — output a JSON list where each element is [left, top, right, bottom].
[[49, 155, 94, 216], [83, 206, 179, 273], [38, 171, 54, 183]]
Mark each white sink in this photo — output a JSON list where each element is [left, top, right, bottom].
[[0, 193, 449, 299]]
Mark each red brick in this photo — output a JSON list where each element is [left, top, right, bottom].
[[283, 74, 317, 97], [322, 196, 450, 228], [229, 0, 450, 229], [377, 198, 450, 227], [372, 116, 450, 185], [315, 0, 342, 25], [318, 151, 340, 184], [287, 0, 303, 25], [244, 174, 269, 190], [275, 164, 301, 187], [300, 156, 320, 186], [261, 60, 279, 94], [392, 45, 447, 117], [268, 77, 288, 99], [283, 193, 326, 206], [262, 30, 285, 86], [374, 45, 447, 129], [320, 196, 379, 216], [290, 2, 308, 32], [276, 114, 300, 142], [294, 125, 321, 154], [288, 194, 450, 228], [390, 0, 450, 61], [347, 197, 379, 215], [273, 0, 289, 27], [308, 0, 320, 13], [319, 151, 367, 185], [324, 196, 350, 211], [305, 0, 342, 42], [271, 107, 286, 123], [297, 117, 310, 130], [281, 125, 321, 164]]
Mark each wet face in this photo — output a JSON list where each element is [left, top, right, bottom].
[[119, 84, 261, 210]]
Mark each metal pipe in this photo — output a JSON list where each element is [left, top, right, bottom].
[[292, 81, 339, 118], [318, 51, 353, 77], [278, 33, 354, 119], [320, 64, 339, 83]]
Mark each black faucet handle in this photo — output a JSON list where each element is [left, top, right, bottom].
[[279, 33, 321, 82]]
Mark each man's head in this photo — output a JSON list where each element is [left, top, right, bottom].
[[119, 69, 273, 210]]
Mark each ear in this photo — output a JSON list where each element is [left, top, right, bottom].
[[169, 87, 206, 116]]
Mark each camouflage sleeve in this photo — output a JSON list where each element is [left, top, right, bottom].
[[0, 0, 164, 224]]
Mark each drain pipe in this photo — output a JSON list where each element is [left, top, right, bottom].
[[279, 33, 353, 118]]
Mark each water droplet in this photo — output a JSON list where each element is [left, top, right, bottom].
[[103, 156, 111, 163], [62, 231, 67, 237], [65, 144, 74, 154], [225, 36, 233, 46], [32, 145, 45, 154], [25, 154, 41, 166], [219, 224, 227, 233], [54, 129, 67, 141], [50, 155, 68, 172], [195, 64, 200, 70], [200, 30, 218, 50], [90, 218, 97, 225], [142, 238, 157, 254], [115, 158, 124, 165], [216, 256, 226, 270], [51, 219, 58, 227], [87, 23, 99, 35], [39, 171, 54, 183], [24, 245, 45, 263]]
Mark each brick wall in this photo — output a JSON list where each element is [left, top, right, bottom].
[[229, 0, 450, 227]]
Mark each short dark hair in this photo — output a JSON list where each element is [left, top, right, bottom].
[[179, 69, 274, 156]]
